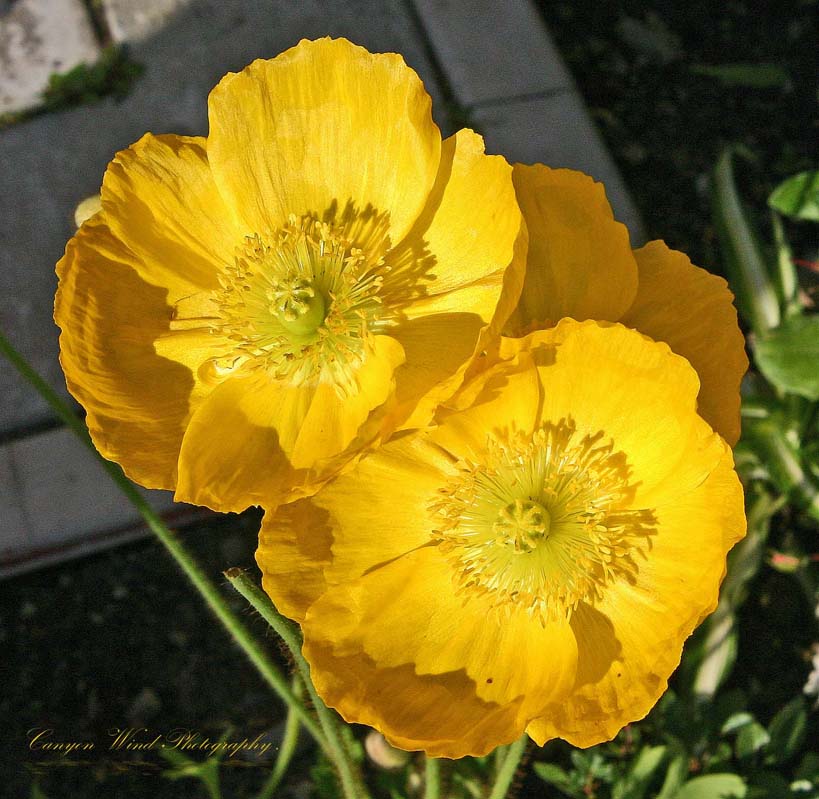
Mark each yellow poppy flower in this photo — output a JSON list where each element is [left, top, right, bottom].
[[54, 38, 525, 512], [257, 319, 746, 757], [504, 164, 748, 446]]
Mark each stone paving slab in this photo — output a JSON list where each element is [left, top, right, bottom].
[[0, 426, 206, 579], [0, 0, 101, 114], [412, 0, 645, 243], [472, 93, 645, 242], [102, 0, 194, 43], [412, 0, 573, 105]]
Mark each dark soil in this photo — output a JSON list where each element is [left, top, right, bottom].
[[0, 509, 313, 798]]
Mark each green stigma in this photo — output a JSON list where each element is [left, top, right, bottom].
[[493, 498, 552, 554], [270, 276, 327, 335]]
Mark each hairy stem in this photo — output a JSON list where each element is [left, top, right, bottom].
[[225, 569, 367, 799]]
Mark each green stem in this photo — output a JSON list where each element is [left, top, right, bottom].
[[487, 736, 527, 799], [258, 678, 304, 799], [0, 330, 327, 749], [424, 756, 441, 799], [225, 569, 366, 799]]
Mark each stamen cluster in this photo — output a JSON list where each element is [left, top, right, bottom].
[[211, 215, 391, 395], [431, 418, 657, 623]]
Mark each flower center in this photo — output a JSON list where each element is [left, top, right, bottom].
[[270, 276, 327, 334], [431, 418, 656, 623], [203, 215, 391, 395], [493, 498, 552, 553]]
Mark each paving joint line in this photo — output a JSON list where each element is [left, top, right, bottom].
[[467, 86, 575, 111]]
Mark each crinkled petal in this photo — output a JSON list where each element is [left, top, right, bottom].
[[431, 351, 541, 463], [207, 38, 440, 245], [505, 164, 638, 334], [305, 547, 577, 725], [384, 129, 525, 330], [316, 434, 457, 579], [257, 501, 333, 623], [175, 335, 404, 511], [256, 431, 454, 620], [528, 447, 745, 747], [386, 313, 485, 431], [305, 640, 523, 758], [530, 320, 724, 506], [621, 241, 748, 445], [100, 134, 240, 295], [55, 217, 215, 488]]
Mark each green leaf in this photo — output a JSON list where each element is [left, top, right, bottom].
[[657, 754, 690, 799], [747, 772, 793, 799], [735, 722, 771, 759], [756, 316, 819, 400], [692, 606, 738, 698], [674, 773, 748, 799], [534, 763, 577, 797], [768, 171, 819, 221], [613, 745, 668, 799], [691, 63, 789, 88], [770, 212, 800, 314], [766, 697, 808, 764], [721, 712, 755, 734], [795, 751, 819, 782], [712, 148, 781, 336]]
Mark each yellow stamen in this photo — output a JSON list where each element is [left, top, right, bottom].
[[430, 418, 657, 623], [204, 215, 392, 395]]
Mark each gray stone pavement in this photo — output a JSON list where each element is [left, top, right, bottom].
[[0, 0, 644, 575], [0, 0, 100, 113]]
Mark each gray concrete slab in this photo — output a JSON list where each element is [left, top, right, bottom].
[[0, 0, 100, 114], [412, 0, 573, 105], [411, 0, 644, 242], [101, 0, 195, 42], [473, 91, 645, 244], [0, 444, 29, 555], [0, 426, 205, 578]]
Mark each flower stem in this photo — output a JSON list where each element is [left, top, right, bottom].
[[487, 736, 528, 799], [0, 329, 327, 749], [224, 569, 367, 799], [257, 677, 303, 799], [424, 756, 441, 799]]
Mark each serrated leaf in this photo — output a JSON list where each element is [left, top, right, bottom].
[[766, 697, 808, 764], [755, 316, 819, 400], [768, 171, 819, 221], [675, 773, 748, 799], [691, 63, 789, 88], [735, 722, 770, 758]]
